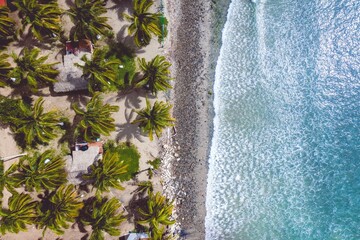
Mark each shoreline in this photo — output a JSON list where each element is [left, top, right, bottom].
[[161, 0, 213, 238], [161, 0, 231, 239]]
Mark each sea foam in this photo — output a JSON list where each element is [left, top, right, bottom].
[[206, 0, 360, 239]]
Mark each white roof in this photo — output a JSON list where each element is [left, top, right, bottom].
[[65, 146, 101, 184], [126, 233, 149, 240]]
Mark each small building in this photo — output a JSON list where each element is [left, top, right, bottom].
[[65, 141, 103, 184], [54, 40, 93, 93], [120, 233, 150, 240]]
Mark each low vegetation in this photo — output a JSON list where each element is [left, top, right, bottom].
[[0, 0, 176, 238]]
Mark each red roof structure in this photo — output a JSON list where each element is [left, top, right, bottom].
[[0, 0, 7, 6]]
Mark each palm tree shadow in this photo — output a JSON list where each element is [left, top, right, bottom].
[[116, 88, 156, 109], [13, 32, 55, 50], [116, 26, 145, 54], [126, 194, 149, 231], [116, 108, 145, 142], [108, 0, 133, 20]]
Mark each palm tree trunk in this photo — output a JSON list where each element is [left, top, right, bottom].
[[1, 153, 27, 162]]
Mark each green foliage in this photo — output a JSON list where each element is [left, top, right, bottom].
[[13, 0, 62, 41], [0, 96, 23, 125], [136, 55, 172, 95], [147, 158, 161, 170], [0, 193, 38, 235], [132, 99, 175, 141], [9, 97, 63, 147], [0, 51, 11, 86], [67, 0, 113, 42], [0, 161, 18, 199], [106, 42, 137, 90], [105, 142, 140, 181], [11, 150, 67, 192], [137, 192, 175, 240], [124, 0, 162, 47], [0, 7, 16, 45], [75, 47, 121, 93], [80, 197, 126, 240], [82, 151, 128, 197], [133, 181, 153, 196], [9, 47, 59, 92], [73, 92, 119, 142], [37, 184, 84, 235]]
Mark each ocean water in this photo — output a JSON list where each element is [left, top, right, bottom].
[[205, 0, 360, 239]]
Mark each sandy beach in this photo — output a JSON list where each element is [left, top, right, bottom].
[[161, 0, 213, 239]]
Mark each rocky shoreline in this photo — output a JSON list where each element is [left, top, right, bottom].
[[161, 0, 213, 239], [160, 0, 231, 239]]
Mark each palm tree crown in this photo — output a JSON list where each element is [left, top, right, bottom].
[[13, 0, 62, 41], [132, 99, 175, 141], [137, 192, 175, 240], [75, 47, 121, 93], [37, 184, 84, 235], [80, 197, 126, 240], [9, 48, 59, 92], [67, 0, 112, 42], [136, 55, 172, 95], [11, 150, 67, 192], [10, 97, 62, 147], [82, 151, 128, 197], [0, 51, 12, 87], [0, 193, 38, 235], [73, 92, 119, 142], [124, 0, 162, 47], [0, 7, 16, 43], [0, 161, 18, 199]]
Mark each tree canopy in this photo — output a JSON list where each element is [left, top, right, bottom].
[[0, 193, 38, 235], [37, 184, 83, 235], [9, 97, 63, 147], [80, 197, 126, 240], [82, 150, 128, 197], [124, 0, 162, 47], [9, 48, 59, 92], [13, 0, 62, 41], [73, 92, 119, 142], [11, 150, 67, 192], [75, 47, 121, 93], [136, 55, 172, 95], [67, 0, 112, 42], [132, 99, 175, 141]]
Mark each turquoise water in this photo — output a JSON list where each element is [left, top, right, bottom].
[[206, 0, 360, 239]]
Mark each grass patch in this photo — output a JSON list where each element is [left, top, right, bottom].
[[104, 141, 140, 181]]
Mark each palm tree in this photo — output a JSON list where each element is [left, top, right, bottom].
[[82, 151, 128, 197], [9, 47, 59, 92], [80, 197, 126, 240], [11, 150, 67, 192], [137, 192, 175, 240], [124, 0, 162, 47], [0, 193, 38, 235], [67, 0, 113, 42], [0, 161, 18, 199], [136, 55, 172, 95], [10, 97, 63, 147], [13, 0, 62, 41], [37, 184, 84, 235], [73, 92, 119, 142], [132, 99, 175, 141], [0, 51, 11, 87], [0, 6, 16, 43], [75, 47, 121, 93]]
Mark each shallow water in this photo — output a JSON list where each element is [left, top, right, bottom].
[[206, 0, 360, 239]]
